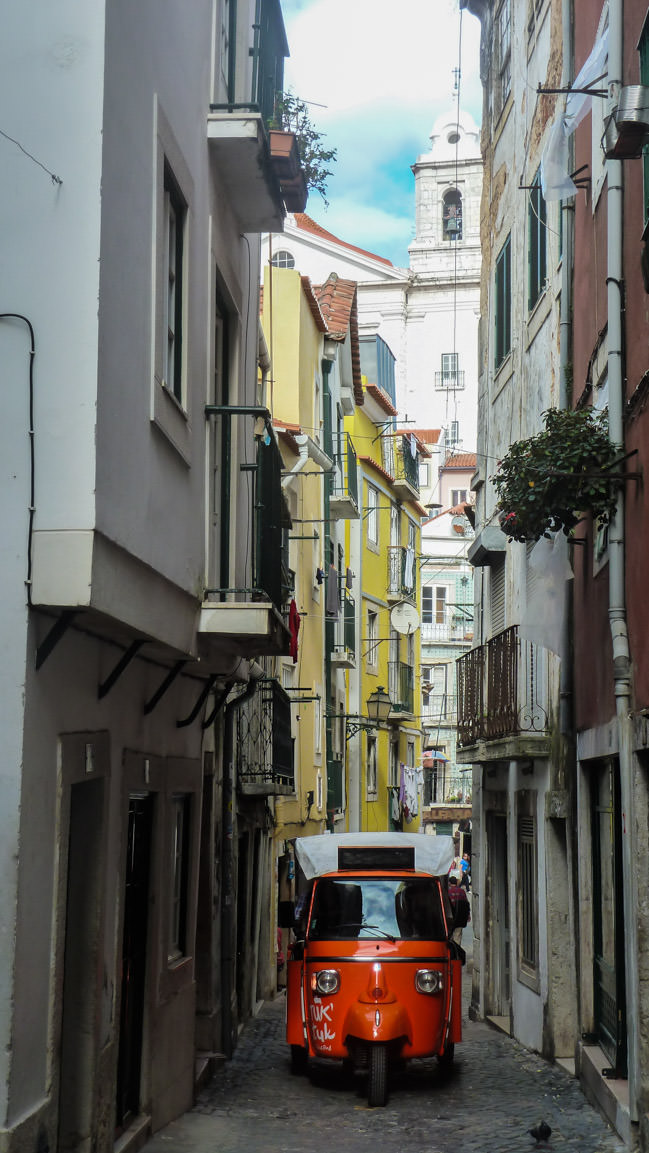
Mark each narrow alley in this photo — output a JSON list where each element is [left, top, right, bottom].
[[143, 933, 625, 1153]]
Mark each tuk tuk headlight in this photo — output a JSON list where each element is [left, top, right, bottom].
[[415, 968, 444, 995], [311, 969, 341, 995]]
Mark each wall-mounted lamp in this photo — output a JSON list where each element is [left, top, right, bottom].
[[329, 686, 393, 740]]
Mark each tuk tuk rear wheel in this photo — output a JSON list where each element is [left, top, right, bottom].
[[290, 1044, 308, 1075], [437, 1041, 455, 1066], [367, 1043, 388, 1107]]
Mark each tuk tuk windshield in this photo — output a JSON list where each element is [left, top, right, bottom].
[[308, 876, 445, 942]]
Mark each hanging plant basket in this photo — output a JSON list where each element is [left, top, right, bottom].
[[492, 408, 620, 543]]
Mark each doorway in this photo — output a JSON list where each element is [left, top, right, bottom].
[[487, 811, 510, 1019], [591, 759, 627, 1076], [116, 795, 153, 1132], [58, 779, 105, 1153]]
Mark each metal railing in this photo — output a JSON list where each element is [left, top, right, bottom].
[[326, 590, 356, 660], [456, 626, 554, 748], [330, 433, 358, 508], [234, 679, 294, 792], [435, 370, 465, 391], [393, 435, 420, 492], [387, 545, 417, 600], [388, 660, 414, 714]]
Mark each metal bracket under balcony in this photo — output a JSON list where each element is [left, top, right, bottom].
[[199, 590, 291, 658], [207, 107, 285, 232]]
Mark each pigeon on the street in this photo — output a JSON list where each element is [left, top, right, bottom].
[[528, 1120, 552, 1144]]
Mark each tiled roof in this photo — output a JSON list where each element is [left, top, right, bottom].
[[394, 429, 432, 458], [300, 276, 328, 332], [364, 383, 398, 416], [358, 455, 394, 485], [293, 213, 394, 267], [274, 423, 302, 454], [315, 274, 363, 405], [443, 452, 477, 469], [413, 428, 442, 445]]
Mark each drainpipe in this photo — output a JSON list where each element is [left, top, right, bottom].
[[606, 0, 638, 1111], [281, 434, 333, 490]]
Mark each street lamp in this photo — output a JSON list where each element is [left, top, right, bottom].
[[366, 685, 392, 726], [338, 686, 393, 740]]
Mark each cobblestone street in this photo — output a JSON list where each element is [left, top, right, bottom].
[[145, 942, 626, 1153]]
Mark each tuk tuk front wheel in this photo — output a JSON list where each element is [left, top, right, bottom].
[[367, 1043, 388, 1107], [437, 1041, 455, 1066], [290, 1044, 308, 1075]]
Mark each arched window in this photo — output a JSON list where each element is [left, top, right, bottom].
[[270, 249, 295, 268], [442, 189, 463, 240]]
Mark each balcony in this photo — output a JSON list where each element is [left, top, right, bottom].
[[388, 660, 414, 717], [434, 370, 465, 391], [329, 434, 359, 520], [207, 0, 306, 230], [328, 590, 356, 669], [392, 435, 420, 501], [234, 678, 294, 796], [456, 626, 558, 761], [387, 545, 417, 603], [199, 431, 291, 659], [327, 755, 344, 816], [422, 619, 474, 643]]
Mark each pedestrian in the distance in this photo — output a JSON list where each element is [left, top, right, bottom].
[[447, 872, 470, 946]]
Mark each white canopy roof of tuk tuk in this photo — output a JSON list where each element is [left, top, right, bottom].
[[294, 832, 455, 881]]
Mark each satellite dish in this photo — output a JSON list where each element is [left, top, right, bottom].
[[390, 601, 420, 635]]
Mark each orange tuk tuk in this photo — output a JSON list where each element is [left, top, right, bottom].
[[280, 832, 463, 1107]]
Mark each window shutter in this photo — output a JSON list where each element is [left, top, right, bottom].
[[490, 559, 506, 634]]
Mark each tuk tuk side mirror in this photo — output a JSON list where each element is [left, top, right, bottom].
[[278, 899, 296, 930]]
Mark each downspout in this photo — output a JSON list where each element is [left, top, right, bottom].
[[281, 434, 333, 490], [606, 0, 638, 1110], [559, 0, 575, 745]]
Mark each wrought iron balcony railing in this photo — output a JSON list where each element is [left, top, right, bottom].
[[388, 660, 414, 715], [456, 625, 555, 749], [234, 678, 294, 794], [393, 435, 420, 495], [387, 545, 417, 601], [326, 590, 356, 666], [434, 370, 465, 391], [329, 433, 359, 517], [327, 755, 344, 814]]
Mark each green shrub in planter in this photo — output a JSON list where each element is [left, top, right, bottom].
[[492, 408, 619, 543]]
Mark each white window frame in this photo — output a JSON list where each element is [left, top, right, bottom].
[[366, 736, 378, 798], [366, 608, 379, 670], [366, 482, 379, 546], [152, 98, 193, 462]]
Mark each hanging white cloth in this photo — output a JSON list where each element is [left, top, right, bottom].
[[541, 26, 609, 201], [404, 547, 415, 590]]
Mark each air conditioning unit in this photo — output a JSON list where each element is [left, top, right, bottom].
[[603, 85, 649, 159]]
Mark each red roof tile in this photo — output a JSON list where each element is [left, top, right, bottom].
[[300, 276, 328, 332], [293, 213, 394, 268], [358, 455, 394, 484], [315, 274, 363, 406], [394, 429, 432, 458], [364, 383, 398, 416], [443, 452, 477, 469]]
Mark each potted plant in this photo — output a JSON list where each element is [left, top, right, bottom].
[[269, 92, 337, 206], [492, 407, 620, 543]]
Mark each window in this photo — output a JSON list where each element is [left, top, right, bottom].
[[366, 482, 379, 545], [451, 488, 468, 506], [366, 609, 379, 669], [528, 171, 547, 311], [437, 351, 464, 391], [366, 736, 377, 797], [518, 814, 539, 985], [496, 0, 512, 116], [495, 234, 512, 369], [418, 460, 430, 487], [169, 795, 191, 962], [442, 189, 463, 240], [422, 586, 447, 625], [163, 164, 186, 403], [270, 249, 295, 269]]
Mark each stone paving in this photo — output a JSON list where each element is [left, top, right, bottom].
[[145, 947, 626, 1153]]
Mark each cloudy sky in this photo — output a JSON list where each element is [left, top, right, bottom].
[[280, 0, 483, 268]]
